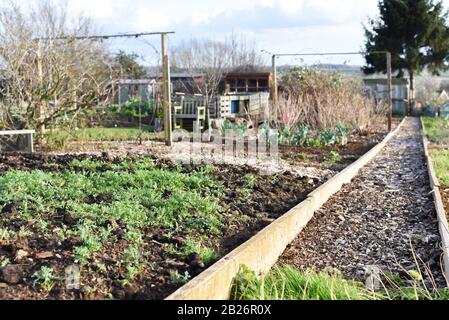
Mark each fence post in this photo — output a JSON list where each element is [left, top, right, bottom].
[[26, 133, 34, 153], [272, 55, 278, 105], [161, 33, 172, 147], [386, 52, 392, 132]]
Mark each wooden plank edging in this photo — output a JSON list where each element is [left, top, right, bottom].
[[420, 117, 449, 286], [0, 129, 35, 136], [166, 118, 406, 300], [0, 129, 35, 153]]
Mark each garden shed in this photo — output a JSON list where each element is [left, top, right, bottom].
[[224, 72, 272, 93], [172, 92, 270, 131], [148, 72, 206, 95], [441, 103, 449, 118], [363, 78, 409, 115], [115, 79, 157, 104]]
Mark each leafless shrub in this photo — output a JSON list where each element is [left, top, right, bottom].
[[0, 0, 113, 131], [270, 96, 302, 130], [416, 73, 445, 106], [170, 34, 267, 98], [272, 68, 386, 130]]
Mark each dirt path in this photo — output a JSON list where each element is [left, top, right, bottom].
[[279, 117, 446, 288]]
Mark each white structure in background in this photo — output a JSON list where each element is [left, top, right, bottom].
[[436, 89, 449, 102], [363, 78, 409, 115], [0, 129, 35, 153]]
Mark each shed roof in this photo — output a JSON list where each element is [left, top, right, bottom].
[[225, 72, 271, 78], [118, 79, 156, 85], [148, 72, 205, 78]]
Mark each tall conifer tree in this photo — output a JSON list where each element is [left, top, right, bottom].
[[364, 0, 449, 105]]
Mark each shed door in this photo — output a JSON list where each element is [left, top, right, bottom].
[[231, 100, 240, 114]]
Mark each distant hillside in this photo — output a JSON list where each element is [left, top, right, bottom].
[[277, 64, 449, 85], [278, 64, 364, 78]]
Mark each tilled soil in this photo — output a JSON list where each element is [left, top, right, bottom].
[[0, 129, 389, 300], [279, 117, 446, 288], [0, 153, 319, 300], [279, 135, 383, 172], [41, 122, 394, 182]]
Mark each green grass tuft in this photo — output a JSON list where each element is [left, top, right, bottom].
[[430, 148, 449, 186], [231, 265, 449, 301], [231, 265, 377, 300], [422, 117, 449, 144], [0, 158, 224, 271]]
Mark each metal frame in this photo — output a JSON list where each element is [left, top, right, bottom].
[[35, 31, 175, 146], [263, 50, 393, 131], [0, 129, 35, 153]]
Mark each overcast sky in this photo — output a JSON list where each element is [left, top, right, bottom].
[[13, 0, 449, 65]]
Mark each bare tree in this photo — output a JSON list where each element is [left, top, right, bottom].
[[170, 34, 267, 98], [0, 0, 113, 132], [416, 73, 444, 106], [228, 34, 267, 72]]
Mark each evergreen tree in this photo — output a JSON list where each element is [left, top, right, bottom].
[[364, 0, 449, 104], [114, 51, 147, 79]]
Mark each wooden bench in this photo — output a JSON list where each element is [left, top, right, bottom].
[[173, 102, 206, 131], [0, 129, 35, 153]]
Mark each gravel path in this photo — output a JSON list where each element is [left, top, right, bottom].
[[279, 117, 446, 288]]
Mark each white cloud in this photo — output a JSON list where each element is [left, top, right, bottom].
[[65, 0, 125, 19], [278, 0, 304, 14], [259, 0, 275, 7], [12, 0, 449, 65], [133, 8, 171, 30]]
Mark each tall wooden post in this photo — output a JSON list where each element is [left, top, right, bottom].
[[272, 55, 278, 105], [161, 33, 172, 146], [36, 40, 45, 135], [386, 52, 392, 132]]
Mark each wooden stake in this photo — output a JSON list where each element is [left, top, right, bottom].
[[272, 55, 278, 105], [387, 52, 392, 132], [36, 40, 45, 134], [161, 33, 172, 146]]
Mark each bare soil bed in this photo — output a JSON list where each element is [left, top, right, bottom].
[[43, 119, 400, 171], [0, 127, 390, 300], [0, 153, 319, 300], [279, 136, 382, 172]]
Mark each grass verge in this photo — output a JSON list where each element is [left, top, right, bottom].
[[42, 127, 160, 151], [430, 148, 449, 186], [231, 265, 449, 301], [422, 116, 449, 216], [67, 127, 157, 142], [422, 117, 449, 145]]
